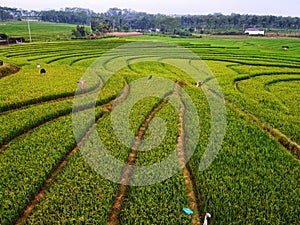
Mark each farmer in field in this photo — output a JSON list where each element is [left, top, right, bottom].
[[197, 81, 203, 87], [40, 68, 46, 75], [78, 78, 86, 93]]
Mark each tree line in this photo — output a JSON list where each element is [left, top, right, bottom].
[[1, 6, 300, 35]]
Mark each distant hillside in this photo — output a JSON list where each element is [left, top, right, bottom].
[[0, 21, 75, 42]]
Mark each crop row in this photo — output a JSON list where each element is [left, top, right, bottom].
[[0, 115, 76, 224], [0, 64, 121, 113], [0, 77, 127, 224]]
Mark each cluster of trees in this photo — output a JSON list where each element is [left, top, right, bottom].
[[40, 8, 93, 24], [1, 6, 300, 35], [71, 25, 86, 37]]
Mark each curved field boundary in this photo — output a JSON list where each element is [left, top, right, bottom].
[[0, 80, 102, 114], [16, 82, 130, 225], [26, 50, 105, 62], [234, 72, 300, 92], [45, 53, 104, 64], [0, 92, 75, 114], [0, 101, 72, 149], [264, 77, 300, 91], [197, 53, 300, 65], [5, 49, 74, 59], [46, 52, 104, 64], [0, 93, 74, 115], [246, 114, 300, 159], [69, 54, 107, 66], [207, 87, 300, 159], [186, 56, 300, 159], [202, 58, 300, 68], [0, 78, 119, 152]]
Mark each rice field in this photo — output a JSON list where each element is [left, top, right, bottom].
[[0, 30, 299, 225]]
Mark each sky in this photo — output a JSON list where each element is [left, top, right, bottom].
[[1, 0, 300, 17]]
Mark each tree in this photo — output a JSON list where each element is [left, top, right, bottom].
[[0, 33, 8, 39], [99, 20, 111, 33], [72, 25, 86, 37]]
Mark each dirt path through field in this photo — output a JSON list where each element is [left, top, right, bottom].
[[175, 85, 203, 225]]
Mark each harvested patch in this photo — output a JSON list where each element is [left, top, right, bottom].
[[0, 63, 20, 78]]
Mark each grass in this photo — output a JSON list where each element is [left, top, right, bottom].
[[0, 21, 76, 42]]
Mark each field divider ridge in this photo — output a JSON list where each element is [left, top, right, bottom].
[[107, 90, 173, 225], [208, 87, 300, 159], [175, 84, 203, 225]]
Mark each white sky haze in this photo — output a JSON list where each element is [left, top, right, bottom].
[[1, 0, 299, 17]]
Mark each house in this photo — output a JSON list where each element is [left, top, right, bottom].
[[245, 28, 265, 36], [0, 37, 25, 45], [148, 28, 160, 33]]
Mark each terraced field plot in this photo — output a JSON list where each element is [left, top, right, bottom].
[[0, 35, 299, 225], [0, 21, 76, 42]]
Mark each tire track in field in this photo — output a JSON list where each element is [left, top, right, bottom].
[[15, 82, 130, 225], [127, 62, 204, 223], [175, 85, 203, 225], [107, 91, 173, 225], [15, 111, 105, 225], [138, 61, 204, 223], [108, 83, 204, 225]]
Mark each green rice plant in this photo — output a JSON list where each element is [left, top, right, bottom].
[[0, 99, 73, 147]]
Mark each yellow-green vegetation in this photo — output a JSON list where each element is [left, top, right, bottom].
[[0, 28, 299, 225]]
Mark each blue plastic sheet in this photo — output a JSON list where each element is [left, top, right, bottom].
[[183, 208, 193, 215]]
